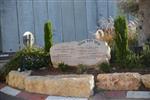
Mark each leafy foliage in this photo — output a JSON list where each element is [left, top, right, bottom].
[[19, 47, 50, 70], [124, 51, 142, 69], [114, 16, 129, 62], [0, 47, 50, 81], [140, 45, 150, 67], [113, 16, 142, 69], [76, 64, 87, 74], [98, 62, 111, 73], [44, 21, 53, 52], [58, 62, 69, 72]]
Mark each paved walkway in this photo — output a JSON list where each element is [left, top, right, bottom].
[[0, 82, 150, 100], [0, 92, 24, 100]]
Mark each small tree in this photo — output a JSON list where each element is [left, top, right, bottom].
[[44, 21, 53, 52], [114, 16, 129, 63]]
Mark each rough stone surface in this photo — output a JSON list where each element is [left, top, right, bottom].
[[141, 74, 150, 89], [6, 71, 31, 89], [24, 75, 94, 98], [50, 39, 111, 68], [138, 0, 150, 45], [96, 73, 141, 90]]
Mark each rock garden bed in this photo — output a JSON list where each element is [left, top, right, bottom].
[[6, 70, 150, 98], [6, 70, 94, 98], [1, 16, 150, 98]]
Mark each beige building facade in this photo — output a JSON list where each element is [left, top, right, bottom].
[[138, 0, 150, 45]]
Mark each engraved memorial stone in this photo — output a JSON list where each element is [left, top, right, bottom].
[[50, 39, 111, 68]]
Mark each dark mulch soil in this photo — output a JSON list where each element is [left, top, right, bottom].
[[31, 67, 99, 76], [31, 66, 150, 76], [31, 67, 75, 76], [112, 67, 150, 74]]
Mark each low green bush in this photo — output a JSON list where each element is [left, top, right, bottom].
[[0, 47, 50, 81], [124, 51, 142, 69], [58, 62, 69, 72], [98, 62, 111, 73], [19, 47, 50, 70], [76, 64, 87, 74], [140, 45, 150, 67]]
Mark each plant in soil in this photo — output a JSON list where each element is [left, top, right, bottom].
[[44, 21, 53, 53], [76, 64, 87, 74], [58, 62, 69, 72], [97, 62, 111, 73], [140, 45, 150, 67], [0, 47, 50, 81]]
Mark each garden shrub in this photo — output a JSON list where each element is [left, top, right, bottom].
[[44, 21, 53, 53], [140, 45, 150, 67], [98, 62, 111, 73], [76, 64, 87, 74], [124, 51, 142, 69], [0, 47, 50, 81], [58, 62, 69, 72], [19, 47, 50, 70], [114, 16, 129, 62], [0, 54, 21, 81], [113, 16, 142, 69]]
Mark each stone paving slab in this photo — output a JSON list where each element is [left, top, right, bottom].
[[0, 82, 150, 100], [0, 86, 21, 96], [104, 91, 127, 98], [0, 92, 24, 100], [127, 91, 150, 99], [93, 91, 150, 100], [0, 83, 6, 89], [16, 91, 47, 100], [45, 96, 88, 100]]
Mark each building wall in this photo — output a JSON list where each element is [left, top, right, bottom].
[[0, 0, 118, 52], [139, 0, 150, 45], [0, 0, 2, 52]]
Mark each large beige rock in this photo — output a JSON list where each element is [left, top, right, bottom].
[[50, 39, 111, 68], [141, 74, 150, 89], [6, 71, 31, 89], [25, 75, 94, 97], [96, 73, 141, 90]]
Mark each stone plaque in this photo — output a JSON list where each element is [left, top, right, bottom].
[[50, 39, 111, 67]]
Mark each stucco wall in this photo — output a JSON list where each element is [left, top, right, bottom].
[[138, 0, 150, 45], [0, 0, 2, 52], [0, 0, 118, 52]]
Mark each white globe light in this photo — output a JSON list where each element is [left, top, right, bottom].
[[23, 31, 34, 47]]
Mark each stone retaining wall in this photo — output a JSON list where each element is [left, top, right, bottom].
[[96, 73, 141, 90], [6, 71, 150, 97], [6, 71, 94, 98], [141, 74, 150, 89], [6, 71, 31, 89]]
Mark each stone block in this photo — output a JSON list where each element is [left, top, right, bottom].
[[141, 74, 150, 89], [6, 71, 31, 89], [96, 73, 141, 90], [24, 75, 94, 98]]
